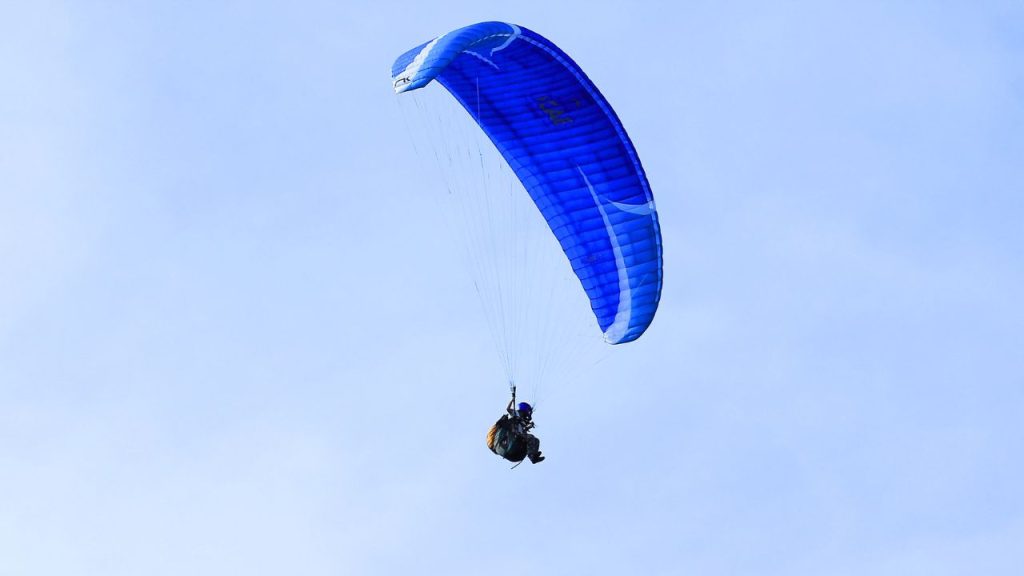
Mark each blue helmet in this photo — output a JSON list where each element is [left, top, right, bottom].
[[517, 402, 532, 414]]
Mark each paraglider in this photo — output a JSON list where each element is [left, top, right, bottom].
[[392, 22, 663, 464], [486, 387, 545, 465]]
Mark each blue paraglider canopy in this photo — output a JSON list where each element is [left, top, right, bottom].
[[392, 22, 663, 344]]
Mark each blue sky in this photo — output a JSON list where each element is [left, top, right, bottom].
[[2, 1, 1022, 574]]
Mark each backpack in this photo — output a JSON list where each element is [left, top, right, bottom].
[[486, 415, 528, 462]]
